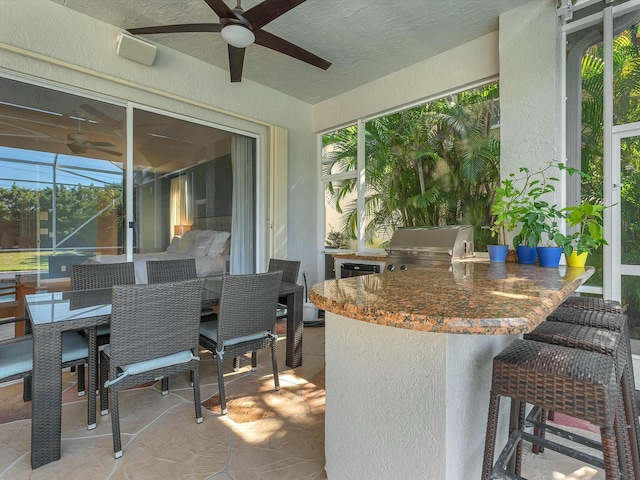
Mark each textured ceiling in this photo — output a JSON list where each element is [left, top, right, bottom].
[[52, 0, 536, 104]]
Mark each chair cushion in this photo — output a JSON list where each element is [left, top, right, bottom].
[[0, 340, 32, 379], [61, 331, 89, 363], [199, 321, 269, 349], [199, 321, 218, 341], [96, 325, 110, 337], [0, 331, 87, 380], [103, 347, 198, 388]]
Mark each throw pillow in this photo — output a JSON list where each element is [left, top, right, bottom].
[[166, 236, 180, 253], [187, 234, 215, 257], [207, 231, 231, 257], [176, 230, 195, 255]]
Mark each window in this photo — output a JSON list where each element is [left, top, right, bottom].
[[322, 125, 357, 251], [321, 82, 500, 252], [0, 77, 125, 279]]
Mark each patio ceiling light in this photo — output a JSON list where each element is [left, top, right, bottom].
[[220, 24, 255, 49]]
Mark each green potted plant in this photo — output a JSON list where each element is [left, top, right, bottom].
[[489, 174, 528, 262], [554, 200, 608, 267], [535, 202, 564, 267], [509, 164, 562, 264]]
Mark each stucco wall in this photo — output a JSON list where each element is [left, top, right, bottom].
[[324, 311, 516, 479], [499, 0, 560, 245], [499, 0, 559, 178], [313, 31, 500, 133]]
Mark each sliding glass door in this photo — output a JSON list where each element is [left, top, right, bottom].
[[0, 76, 125, 283], [130, 107, 257, 273], [0, 74, 259, 294]]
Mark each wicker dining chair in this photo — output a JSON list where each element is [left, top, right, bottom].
[[147, 258, 213, 390], [146, 258, 197, 284], [71, 262, 136, 291], [236, 258, 300, 371], [268, 258, 300, 284], [0, 315, 89, 404], [100, 279, 204, 459], [70, 262, 135, 395], [199, 270, 283, 415]]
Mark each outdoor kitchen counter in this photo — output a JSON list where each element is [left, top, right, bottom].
[[331, 251, 388, 262], [310, 262, 595, 480], [310, 262, 594, 334]]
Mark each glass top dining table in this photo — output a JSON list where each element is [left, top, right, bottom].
[[24, 277, 303, 469]]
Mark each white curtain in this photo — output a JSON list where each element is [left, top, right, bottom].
[[170, 175, 193, 238], [230, 135, 255, 274]]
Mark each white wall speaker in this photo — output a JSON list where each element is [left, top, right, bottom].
[[115, 32, 157, 66]]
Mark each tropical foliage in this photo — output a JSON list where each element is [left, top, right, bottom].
[[323, 82, 500, 250], [0, 183, 122, 250]]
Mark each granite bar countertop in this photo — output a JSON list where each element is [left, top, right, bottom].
[[309, 262, 594, 335], [332, 252, 388, 262]]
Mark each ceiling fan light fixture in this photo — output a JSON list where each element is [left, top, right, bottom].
[[221, 24, 255, 48], [67, 143, 88, 154]]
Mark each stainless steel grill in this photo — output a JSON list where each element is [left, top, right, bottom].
[[385, 225, 474, 271]]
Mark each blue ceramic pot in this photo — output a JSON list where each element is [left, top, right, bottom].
[[487, 245, 508, 263], [537, 246, 562, 268], [516, 245, 537, 265]]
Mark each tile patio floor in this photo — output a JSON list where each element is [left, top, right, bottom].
[[0, 319, 610, 479]]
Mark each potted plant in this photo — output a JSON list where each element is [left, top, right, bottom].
[[489, 171, 533, 262], [510, 164, 563, 264], [554, 200, 608, 267], [535, 203, 564, 267], [489, 182, 517, 262]]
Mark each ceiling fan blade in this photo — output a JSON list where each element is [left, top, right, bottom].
[[243, 0, 306, 30], [88, 141, 116, 148], [255, 30, 331, 70], [127, 24, 222, 35], [91, 146, 123, 157], [228, 45, 245, 82], [79, 104, 120, 125], [203, 0, 236, 19], [0, 120, 50, 138]]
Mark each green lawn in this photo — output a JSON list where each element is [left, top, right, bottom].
[[0, 250, 49, 272]]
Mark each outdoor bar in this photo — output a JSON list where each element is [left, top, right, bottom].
[[310, 262, 595, 480]]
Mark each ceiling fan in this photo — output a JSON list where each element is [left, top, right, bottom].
[[64, 120, 122, 157], [126, 0, 331, 82]]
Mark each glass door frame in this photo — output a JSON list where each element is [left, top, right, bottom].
[[610, 122, 640, 301]]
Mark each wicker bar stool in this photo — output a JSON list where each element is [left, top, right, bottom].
[[524, 320, 638, 477], [482, 338, 623, 480], [559, 296, 624, 314], [546, 307, 640, 455]]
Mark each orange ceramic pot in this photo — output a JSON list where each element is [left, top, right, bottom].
[[565, 251, 588, 267]]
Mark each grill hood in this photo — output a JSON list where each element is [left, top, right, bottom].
[[386, 225, 475, 266]]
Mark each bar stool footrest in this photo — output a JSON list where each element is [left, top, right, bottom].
[[525, 406, 603, 452], [492, 422, 606, 479]]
